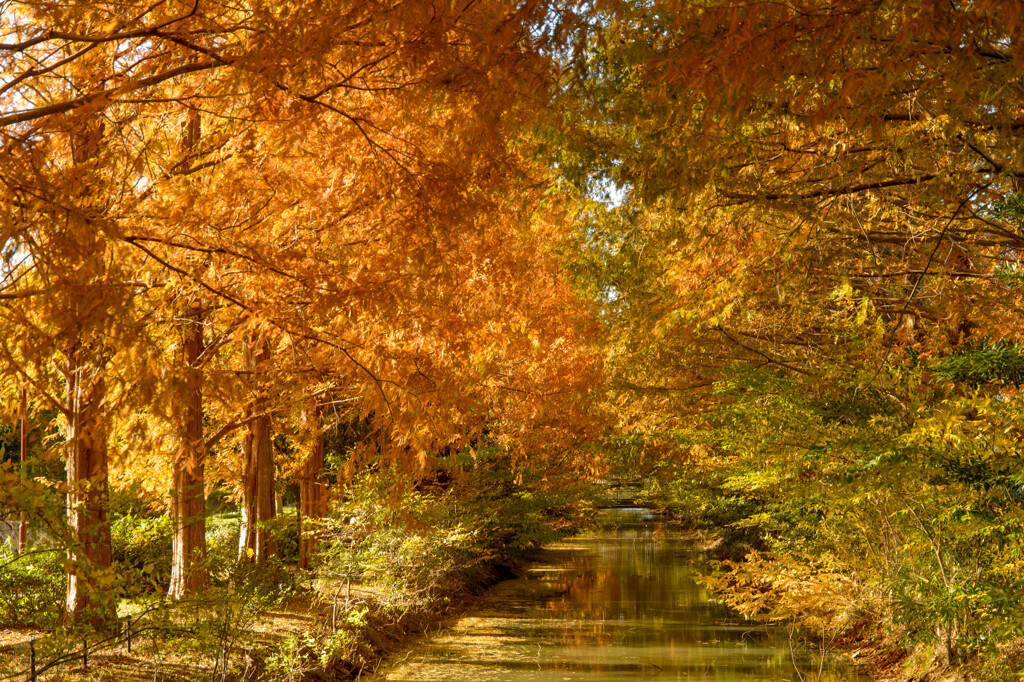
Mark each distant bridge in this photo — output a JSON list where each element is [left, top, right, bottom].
[[598, 480, 645, 509]]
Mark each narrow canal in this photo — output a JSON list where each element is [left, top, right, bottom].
[[381, 511, 867, 681]]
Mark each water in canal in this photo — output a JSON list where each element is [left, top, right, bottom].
[[381, 511, 868, 681]]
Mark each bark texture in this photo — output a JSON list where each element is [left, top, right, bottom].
[[64, 121, 114, 629], [65, 347, 114, 628], [298, 406, 327, 569], [238, 335, 277, 562], [169, 305, 206, 598], [18, 385, 27, 553]]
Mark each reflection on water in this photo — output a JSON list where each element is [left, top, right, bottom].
[[382, 511, 868, 681]]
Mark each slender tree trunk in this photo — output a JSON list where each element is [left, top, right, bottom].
[[254, 409, 277, 560], [239, 412, 276, 561], [238, 335, 276, 562], [239, 409, 255, 560], [65, 346, 114, 628], [18, 385, 27, 554], [169, 305, 206, 598], [298, 405, 327, 569], [168, 108, 207, 597], [62, 107, 114, 629]]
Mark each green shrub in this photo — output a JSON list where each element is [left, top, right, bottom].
[[0, 544, 66, 629], [931, 343, 1024, 386], [229, 555, 299, 605], [206, 514, 241, 579], [203, 512, 298, 578], [110, 512, 172, 594], [268, 511, 299, 563], [315, 452, 596, 607]]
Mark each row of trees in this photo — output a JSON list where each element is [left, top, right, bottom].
[[12, 0, 1022, 669], [1, 0, 601, 629]]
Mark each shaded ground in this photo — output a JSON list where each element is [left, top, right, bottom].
[[0, 567, 526, 682]]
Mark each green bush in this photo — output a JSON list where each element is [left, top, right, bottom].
[[931, 343, 1024, 386], [268, 511, 299, 563], [229, 555, 300, 606], [206, 514, 241, 579], [203, 512, 299, 577], [315, 450, 596, 607], [110, 512, 172, 594], [0, 544, 66, 629]]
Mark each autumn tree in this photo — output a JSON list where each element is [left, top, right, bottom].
[[0, 110, 138, 627], [297, 401, 328, 569], [237, 330, 276, 562], [3, 0, 604, 613], [62, 121, 117, 627], [556, 0, 1024, 663], [166, 110, 208, 598]]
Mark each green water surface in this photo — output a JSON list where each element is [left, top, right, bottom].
[[382, 513, 868, 681]]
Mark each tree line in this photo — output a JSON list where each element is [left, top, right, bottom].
[[0, 0, 601, 629], [5, 0, 1024, 673]]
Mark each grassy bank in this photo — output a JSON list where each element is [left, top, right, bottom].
[[0, 459, 598, 681]]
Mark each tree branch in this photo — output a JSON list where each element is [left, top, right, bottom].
[[0, 60, 219, 127], [714, 326, 814, 376]]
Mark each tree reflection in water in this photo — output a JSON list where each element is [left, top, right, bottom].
[[383, 513, 867, 681]]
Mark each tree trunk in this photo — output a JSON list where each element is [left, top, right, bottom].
[[298, 406, 327, 569], [238, 335, 277, 562], [65, 346, 114, 629], [168, 305, 206, 598], [62, 109, 114, 629], [18, 385, 27, 554]]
